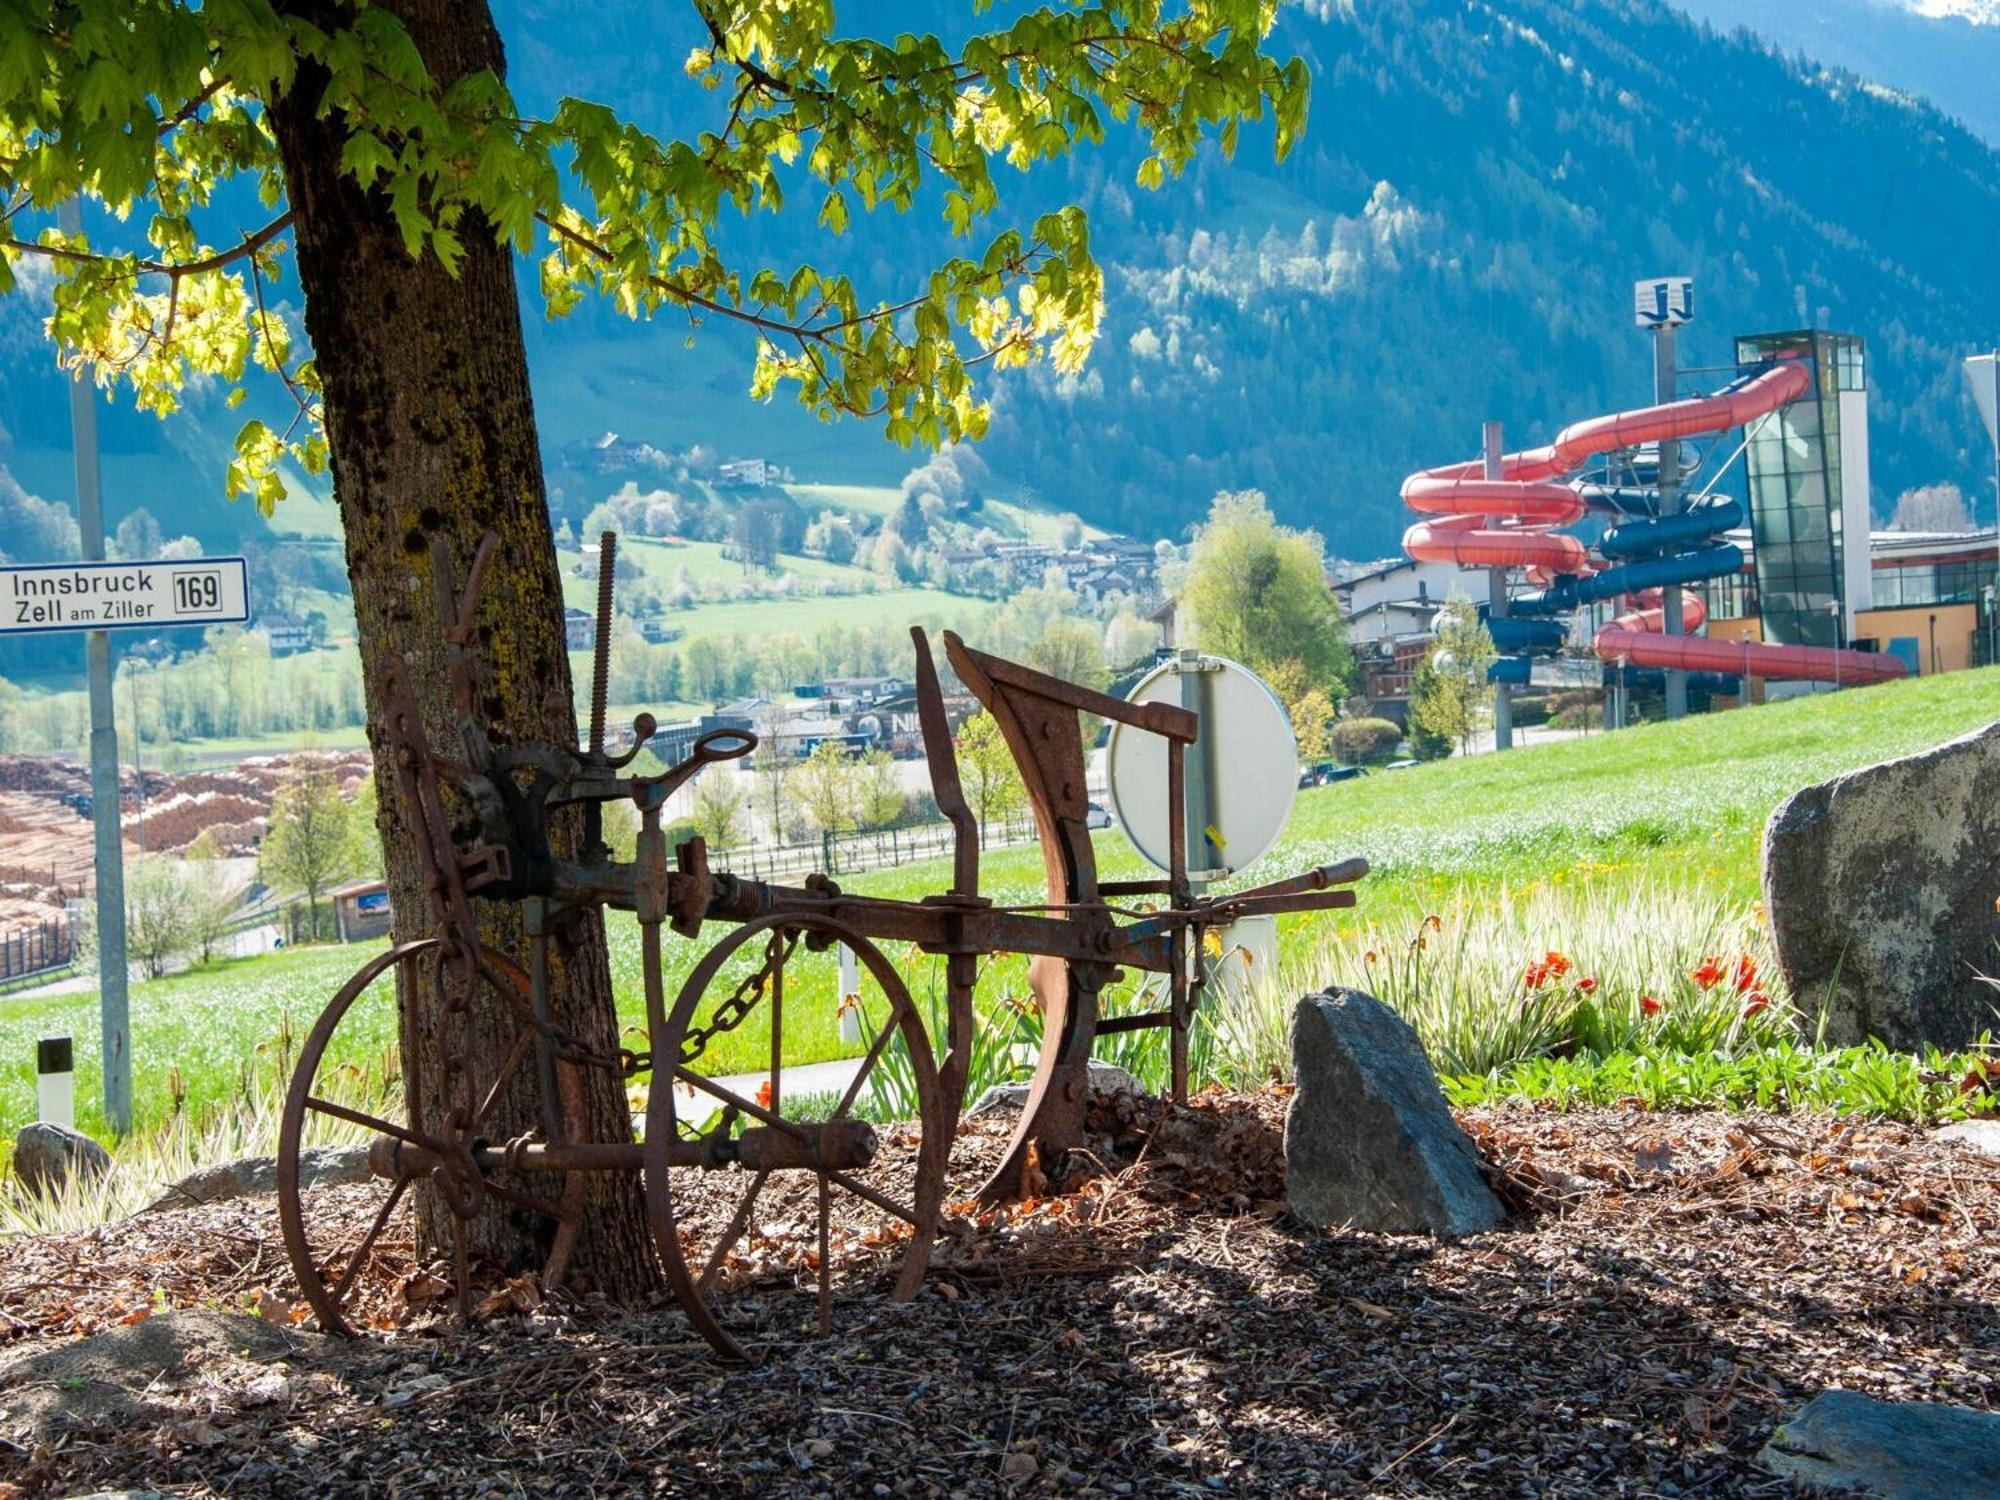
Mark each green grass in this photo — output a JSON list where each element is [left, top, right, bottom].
[[554, 533, 880, 613], [566, 587, 996, 668], [1445, 1041, 1996, 1124], [7, 666, 1996, 1170]]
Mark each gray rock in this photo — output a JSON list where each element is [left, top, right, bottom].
[[1763, 721, 2000, 1050], [1284, 990, 1503, 1236], [967, 1059, 1142, 1118], [12, 1121, 111, 1196], [142, 1143, 373, 1214], [1934, 1120, 2000, 1159], [1759, 1389, 2000, 1499]]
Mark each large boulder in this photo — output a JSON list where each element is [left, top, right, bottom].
[[142, 1143, 373, 1214], [1763, 721, 2000, 1049], [11, 1121, 111, 1196], [1284, 990, 1503, 1236], [1759, 1390, 2000, 1499]]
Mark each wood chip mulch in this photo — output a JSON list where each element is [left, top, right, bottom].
[[2, 1090, 1996, 1498]]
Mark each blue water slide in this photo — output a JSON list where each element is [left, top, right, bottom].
[[1514, 542, 1744, 615], [1612, 667, 1743, 696], [1484, 614, 1569, 654], [1600, 498, 1744, 561]]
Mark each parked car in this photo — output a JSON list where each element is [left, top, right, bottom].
[[1297, 762, 1367, 788], [1381, 758, 1422, 773], [1085, 801, 1113, 830]]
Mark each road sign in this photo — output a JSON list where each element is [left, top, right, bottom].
[[1634, 276, 1693, 328], [0, 556, 248, 636], [1105, 655, 1297, 879]]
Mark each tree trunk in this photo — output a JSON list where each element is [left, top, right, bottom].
[[269, 0, 656, 1299]]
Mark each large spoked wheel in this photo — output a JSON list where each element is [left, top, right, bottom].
[[642, 914, 948, 1361], [277, 938, 579, 1335]]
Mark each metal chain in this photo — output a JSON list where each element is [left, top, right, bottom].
[[676, 927, 799, 1069]]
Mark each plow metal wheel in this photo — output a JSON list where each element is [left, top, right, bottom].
[[276, 938, 578, 1335], [643, 913, 949, 1361]]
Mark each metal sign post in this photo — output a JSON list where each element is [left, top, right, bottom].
[[59, 198, 130, 1135], [1483, 421, 1512, 751], [1637, 276, 1694, 722]]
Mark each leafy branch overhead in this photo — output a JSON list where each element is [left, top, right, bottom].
[[0, 0, 1308, 510]]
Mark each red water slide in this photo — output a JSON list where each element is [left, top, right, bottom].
[[1400, 362, 1907, 685]]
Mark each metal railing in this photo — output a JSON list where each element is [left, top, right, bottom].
[[0, 914, 75, 983], [712, 814, 1038, 882]]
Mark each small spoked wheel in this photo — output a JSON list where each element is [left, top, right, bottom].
[[276, 938, 578, 1335], [642, 914, 948, 1361]]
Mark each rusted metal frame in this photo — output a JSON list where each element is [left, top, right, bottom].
[[369, 1121, 878, 1177], [1099, 877, 1173, 897], [910, 627, 978, 898], [945, 631, 1199, 743], [1093, 1008, 1175, 1037], [946, 632, 1112, 1200], [1167, 720, 1191, 1103]]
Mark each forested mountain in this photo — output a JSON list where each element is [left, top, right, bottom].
[[3, 0, 1999, 581], [1677, 0, 2000, 145]]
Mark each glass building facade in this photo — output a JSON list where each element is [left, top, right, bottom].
[[1733, 331, 1865, 649]]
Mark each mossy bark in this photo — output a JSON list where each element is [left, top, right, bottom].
[[269, 0, 656, 1301]]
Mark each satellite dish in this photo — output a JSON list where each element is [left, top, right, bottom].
[[1105, 654, 1298, 878]]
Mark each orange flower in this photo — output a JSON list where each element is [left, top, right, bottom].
[[756, 1079, 773, 1110], [1523, 961, 1549, 990], [1734, 955, 1759, 995], [1640, 995, 1662, 1016], [1574, 976, 1597, 994], [1544, 950, 1572, 978], [1743, 991, 1770, 1017], [1426, 913, 1444, 933], [1363, 950, 1378, 965], [1691, 957, 1724, 991]]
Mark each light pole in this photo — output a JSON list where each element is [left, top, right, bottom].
[[1830, 596, 1842, 692], [1985, 583, 1996, 668]]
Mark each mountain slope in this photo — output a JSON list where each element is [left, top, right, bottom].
[[1677, 0, 2000, 144], [1, 0, 1997, 580]]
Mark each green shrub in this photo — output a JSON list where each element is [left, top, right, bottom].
[[1330, 716, 1403, 764]]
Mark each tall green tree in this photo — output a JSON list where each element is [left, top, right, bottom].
[[260, 756, 357, 940], [1180, 491, 1351, 694], [791, 738, 858, 836], [0, 0, 1304, 1290], [1409, 599, 1495, 758], [953, 708, 1024, 844]]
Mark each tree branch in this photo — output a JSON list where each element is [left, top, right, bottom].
[[5, 212, 295, 282]]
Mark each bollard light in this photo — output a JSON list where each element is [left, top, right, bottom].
[[37, 1035, 75, 1130]]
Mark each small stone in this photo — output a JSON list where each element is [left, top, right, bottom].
[[1934, 1120, 2000, 1159], [1283, 990, 1504, 1237], [11, 1121, 111, 1196], [806, 1439, 835, 1459], [1760, 1389, 2000, 1499], [967, 1059, 1142, 1118], [239, 1372, 290, 1408], [1764, 721, 2000, 1049]]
